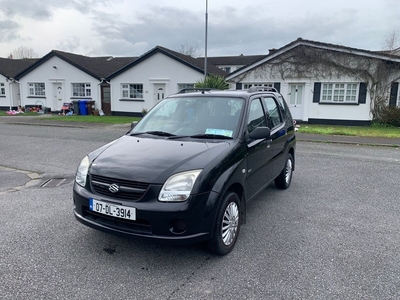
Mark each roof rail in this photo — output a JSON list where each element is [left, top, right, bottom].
[[177, 88, 216, 94], [247, 86, 278, 93]]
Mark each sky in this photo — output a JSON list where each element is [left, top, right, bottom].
[[1, 0, 400, 58]]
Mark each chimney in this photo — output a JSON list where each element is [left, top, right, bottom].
[[268, 48, 277, 55]]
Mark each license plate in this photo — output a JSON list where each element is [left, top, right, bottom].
[[89, 198, 136, 220]]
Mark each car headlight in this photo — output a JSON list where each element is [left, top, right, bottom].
[[75, 156, 90, 187], [158, 170, 202, 202]]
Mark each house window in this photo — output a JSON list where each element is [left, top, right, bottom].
[[243, 83, 273, 89], [72, 83, 91, 97], [0, 83, 5, 96], [321, 83, 358, 103], [178, 83, 195, 91], [28, 83, 45, 96], [122, 84, 143, 99]]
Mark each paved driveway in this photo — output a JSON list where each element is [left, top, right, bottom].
[[0, 124, 399, 299]]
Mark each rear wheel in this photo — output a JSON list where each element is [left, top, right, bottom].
[[209, 192, 241, 255], [275, 153, 294, 189]]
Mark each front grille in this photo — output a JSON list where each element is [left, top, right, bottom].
[[83, 207, 152, 234], [90, 174, 150, 200]]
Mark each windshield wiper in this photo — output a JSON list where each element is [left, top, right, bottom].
[[129, 131, 176, 137], [143, 131, 176, 137], [189, 134, 233, 139]]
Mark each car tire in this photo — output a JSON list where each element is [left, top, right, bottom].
[[209, 192, 241, 256], [275, 153, 294, 189]]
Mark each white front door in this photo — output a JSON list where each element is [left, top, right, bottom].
[[154, 84, 165, 102], [288, 84, 304, 120], [53, 83, 63, 111]]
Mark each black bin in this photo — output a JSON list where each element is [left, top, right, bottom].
[[72, 100, 80, 115]]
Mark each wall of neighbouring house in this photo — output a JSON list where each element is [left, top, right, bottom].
[[0, 74, 10, 109], [229, 68, 373, 125], [110, 52, 204, 115], [18, 56, 101, 112]]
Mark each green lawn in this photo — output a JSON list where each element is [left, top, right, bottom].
[[0, 111, 140, 124], [297, 124, 400, 139], [39, 114, 141, 124], [1, 110, 399, 138]]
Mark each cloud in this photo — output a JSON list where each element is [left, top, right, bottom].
[[0, 20, 21, 42], [0, 0, 116, 20]]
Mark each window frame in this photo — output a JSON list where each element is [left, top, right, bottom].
[[72, 83, 91, 98], [320, 83, 358, 103], [28, 82, 45, 97], [243, 83, 273, 90], [121, 83, 143, 99], [0, 83, 5, 96], [178, 83, 195, 91]]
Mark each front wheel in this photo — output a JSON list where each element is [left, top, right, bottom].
[[275, 153, 294, 189], [209, 192, 241, 256]]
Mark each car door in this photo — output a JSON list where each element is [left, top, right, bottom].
[[262, 96, 286, 176], [245, 98, 275, 200]]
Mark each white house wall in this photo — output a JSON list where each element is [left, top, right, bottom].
[[0, 74, 10, 109], [18, 56, 101, 112], [230, 69, 373, 122], [110, 52, 204, 113]]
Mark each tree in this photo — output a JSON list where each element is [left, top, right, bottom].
[[177, 42, 202, 57], [195, 75, 229, 90], [382, 31, 400, 52], [12, 46, 39, 59]]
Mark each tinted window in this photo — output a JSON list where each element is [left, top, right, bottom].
[[247, 99, 266, 133], [263, 97, 282, 128]]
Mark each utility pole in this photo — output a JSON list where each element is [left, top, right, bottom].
[[204, 0, 208, 79]]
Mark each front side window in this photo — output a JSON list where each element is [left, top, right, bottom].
[[247, 98, 266, 133], [28, 83, 45, 96], [263, 97, 282, 128], [321, 83, 358, 103], [122, 84, 143, 99], [0, 83, 5, 96], [72, 83, 91, 97]]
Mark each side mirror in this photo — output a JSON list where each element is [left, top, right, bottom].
[[248, 127, 271, 140], [131, 121, 138, 130]]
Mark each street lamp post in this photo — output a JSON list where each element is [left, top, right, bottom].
[[204, 0, 208, 79]]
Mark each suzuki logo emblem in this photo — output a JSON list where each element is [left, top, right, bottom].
[[109, 183, 120, 193]]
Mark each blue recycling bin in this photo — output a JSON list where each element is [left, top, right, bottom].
[[79, 100, 88, 115]]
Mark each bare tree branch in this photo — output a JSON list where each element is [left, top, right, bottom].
[[177, 42, 202, 58], [12, 46, 39, 59]]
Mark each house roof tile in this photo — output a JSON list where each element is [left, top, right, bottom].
[[198, 55, 267, 66], [108, 46, 227, 79], [0, 58, 38, 79], [14, 50, 137, 80]]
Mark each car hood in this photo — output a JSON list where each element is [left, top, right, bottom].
[[89, 135, 231, 183]]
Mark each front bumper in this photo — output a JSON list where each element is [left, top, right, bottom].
[[73, 183, 220, 244]]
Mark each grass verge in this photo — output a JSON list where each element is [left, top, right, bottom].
[[297, 124, 400, 139], [0, 111, 140, 124]]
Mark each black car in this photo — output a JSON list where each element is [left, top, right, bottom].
[[73, 87, 296, 255]]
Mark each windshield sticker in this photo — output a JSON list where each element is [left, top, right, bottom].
[[205, 128, 233, 137]]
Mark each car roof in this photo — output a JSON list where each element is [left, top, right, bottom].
[[170, 88, 281, 100]]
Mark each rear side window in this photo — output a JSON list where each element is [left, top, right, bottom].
[[247, 98, 266, 133], [263, 97, 282, 128]]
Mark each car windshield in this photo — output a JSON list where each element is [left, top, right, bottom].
[[131, 96, 245, 138]]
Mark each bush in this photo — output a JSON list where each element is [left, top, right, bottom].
[[195, 75, 229, 90], [374, 106, 400, 127]]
